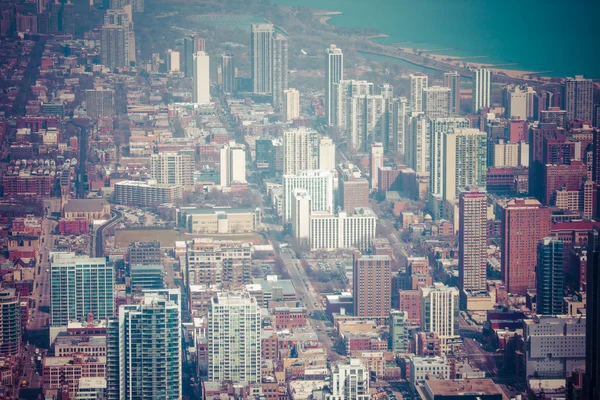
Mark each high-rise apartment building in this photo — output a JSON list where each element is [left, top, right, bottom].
[[564, 75, 594, 123], [283, 126, 319, 175], [0, 288, 21, 355], [186, 239, 251, 287], [272, 34, 288, 109], [101, 24, 127, 69], [325, 45, 344, 126], [282, 169, 334, 222], [251, 23, 274, 94], [106, 291, 181, 400], [220, 142, 246, 188], [221, 53, 235, 94], [405, 112, 430, 173], [183, 34, 204, 77], [443, 71, 461, 115], [334, 80, 374, 135], [208, 291, 261, 384], [291, 189, 312, 239], [150, 152, 194, 187], [85, 88, 114, 119], [423, 86, 453, 118], [370, 142, 384, 189], [166, 49, 180, 72], [409, 73, 428, 112], [318, 136, 336, 171], [192, 51, 210, 104], [337, 163, 370, 213], [473, 68, 491, 111], [50, 253, 114, 327], [501, 198, 551, 295], [458, 188, 488, 293], [309, 208, 377, 252], [504, 85, 536, 120], [353, 252, 391, 318], [389, 310, 409, 352], [283, 88, 300, 122], [586, 227, 600, 400], [390, 97, 409, 154], [327, 359, 370, 400], [420, 284, 460, 353], [350, 94, 387, 151], [536, 238, 564, 315], [103, 5, 135, 65]]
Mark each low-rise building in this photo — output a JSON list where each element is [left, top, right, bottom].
[[114, 180, 183, 207], [178, 207, 261, 234]]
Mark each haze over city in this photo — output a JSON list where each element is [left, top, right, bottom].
[[0, 0, 598, 400]]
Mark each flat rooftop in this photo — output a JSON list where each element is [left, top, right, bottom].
[[424, 379, 503, 397]]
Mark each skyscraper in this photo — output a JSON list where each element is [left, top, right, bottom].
[[166, 49, 180, 72], [405, 112, 430, 173], [501, 198, 551, 295], [103, 6, 135, 66], [192, 51, 210, 104], [409, 73, 428, 112], [420, 284, 460, 353], [564, 75, 593, 123], [334, 80, 374, 136], [219, 142, 246, 188], [318, 136, 336, 171], [0, 288, 21, 355], [183, 34, 204, 77], [106, 290, 181, 400], [472, 68, 491, 111], [251, 23, 274, 95], [50, 253, 114, 327], [283, 126, 319, 175], [221, 53, 235, 94], [282, 169, 334, 222], [61, 1, 74, 33], [423, 86, 453, 118], [390, 97, 409, 154], [349, 94, 387, 151], [443, 71, 461, 115], [150, 152, 194, 187], [325, 44, 344, 126], [291, 189, 312, 239], [283, 88, 300, 122], [536, 238, 564, 315], [458, 188, 488, 293], [208, 291, 261, 384], [272, 34, 288, 109], [370, 142, 384, 189], [328, 359, 370, 400], [585, 227, 600, 400], [353, 252, 391, 318], [101, 24, 127, 69]]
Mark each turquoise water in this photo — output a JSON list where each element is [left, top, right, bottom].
[[271, 0, 600, 78]]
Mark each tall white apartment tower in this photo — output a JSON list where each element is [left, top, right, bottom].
[[423, 86, 453, 118], [472, 68, 491, 112], [443, 71, 461, 115], [325, 44, 344, 126], [390, 97, 409, 154], [282, 169, 334, 222], [150, 152, 194, 187], [283, 126, 319, 175], [192, 51, 210, 104], [370, 142, 384, 189], [220, 142, 246, 188], [327, 358, 370, 400], [291, 189, 312, 240], [283, 88, 300, 122], [458, 187, 488, 293], [251, 23, 274, 94], [405, 112, 430, 173], [409, 73, 428, 112], [334, 80, 374, 134], [318, 136, 336, 172], [272, 34, 288, 109], [208, 291, 261, 384], [420, 283, 460, 354]]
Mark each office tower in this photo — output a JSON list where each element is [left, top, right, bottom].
[[443, 71, 461, 115], [442, 128, 487, 202], [272, 34, 288, 109], [472, 68, 491, 111], [370, 142, 384, 189], [524, 315, 585, 379], [208, 291, 261, 384], [251, 23, 274, 94], [423, 86, 453, 118], [564, 75, 594, 122], [318, 136, 336, 171], [61, 1, 74, 33], [282, 169, 334, 222], [389, 310, 409, 352], [48, 1, 61, 32], [128, 241, 161, 265], [458, 188, 488, 293], [420, 284, 460, 353], [390, 97, 409, 154], [183, 34, 204, 77], [166, 49, 180, 72], [353, 252, 391, 318], [192, 51, 210, 104], [504, 85, 536, 120], [349, 94, 387, 151], [283, 126, 319, 175], [219, 142, 246, 188], [101, 25, 126, 69], [150, 152, 194, 187], [328, 359, 370, 400], [334, 80, 374, 134], [283, 88, 300, 122], [405, 112, 430, 173], [186, 239, 252, 287], [337, 164, 370, 213], [409, 73, 428, 112], [85, 88, 114, 119], [586, 227, 600, 400], [291, 189, 312, 239], [501, 198, 551, 295], [325, 45, 344, 126], [50, 253, 114, 327], [0, 288, 21, 355], [536, 238, 564, 315], [106, 291, 181, 400], [310, 208, 377, 252], [221, 53, 235, 94]]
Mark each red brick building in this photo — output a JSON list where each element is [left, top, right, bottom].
[[58, 218, 89, 235], [3, 173, 54, 197], [274, 307, 307, 330], [398, 289, 421, 326]]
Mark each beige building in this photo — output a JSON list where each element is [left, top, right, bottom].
[[283, 88, 300, 122], [178, 207, 260, 234], [186, 239, 252, 287], [54, 335, 106, 357], [114, 180, 183, 207], [63, 199, 111, 222], [43, 356, 106, 394]]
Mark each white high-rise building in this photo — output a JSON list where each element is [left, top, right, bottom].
[[282, 169, 333, 222], [106, 290, 182, 400], [151, 152, 194, 187], [390, 97, 409, 155], [443, 71, 461, 115], [272, 34, 288, 109], [325, 45, 344, 126], [192, 51, 210, 104], [251, 24, 274, 94], [283, 88, 300, 122], [309, 208, 377, 251], [420, 283, 460, 354], [220, 142, 246, 188], [504, 85, 537, 120], [473, 68, 491, 111], [208, 291, 261, 384], [318, 136, 336, 172], [423, 86, 453, 118], [405, 112, 430, 173], [166, 49, 180, 72], [370, 142, 384, 189], [283, 126, 319, 175], [50, 253, 114, 328], [327, 359, 370, 400], [379, 83, 393, 99], [291, 189, 312, 239], [349, 94, 387, 151], [334, 80, 374, 135], [409, 73, 428, 112]]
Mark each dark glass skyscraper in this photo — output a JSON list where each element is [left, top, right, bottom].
[[535, 238, 563, 315]]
